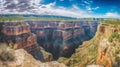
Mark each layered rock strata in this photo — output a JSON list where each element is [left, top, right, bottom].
[[27, 20, 99, 59], [0, 21, 52, 62]]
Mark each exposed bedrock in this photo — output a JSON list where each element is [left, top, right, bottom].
[[27, 21, 100, 59], [0, 21, 53, 62]]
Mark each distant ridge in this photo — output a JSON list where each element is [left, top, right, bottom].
[[0, 14, 107, 22], [0, 14, 78, 20]]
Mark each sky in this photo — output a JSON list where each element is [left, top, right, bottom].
[[0, 0, 120, 18]]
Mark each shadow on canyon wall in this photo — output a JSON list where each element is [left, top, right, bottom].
[[27, 21, 100, 60]]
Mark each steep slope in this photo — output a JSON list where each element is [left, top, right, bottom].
[[0, 47, 67, 67], [0, 21, 53, 62], [29, 46, 53, 62], [58, 20, 120, 67], [27, 21, 99, 59]]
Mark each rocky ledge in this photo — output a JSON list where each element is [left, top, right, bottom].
[[0, 47, 67, 67]]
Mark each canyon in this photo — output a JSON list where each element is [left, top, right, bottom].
[[58, 20, 120, 67], [0, 20, 99, 60], [1, 18, 120, 67], [0, 21, 52, 62], [27, 20, 99, 59]]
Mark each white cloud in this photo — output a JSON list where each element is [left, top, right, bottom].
[[13, 0, 19, 4], [104, 12, 120, 18], [72, 5, 80, 10], [0, 0, 92, 18], [0, 0, 3, 3], [0, 0, 120, 18], [31, 0, 42, 5], [82, 0, 93, 5], [34, 4, 91, 18], [86, 6, 92, 11], [94, 7, 99, 10], [92, 12, 120, 18], [86, 6, 99, 11], [41, 2, 56, 8]]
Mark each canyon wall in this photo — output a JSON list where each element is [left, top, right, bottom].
[[0, 21, 52, 62], [0, 20, 100, 61], [58, 22, 120, 67], [27, 20, 99, 59]]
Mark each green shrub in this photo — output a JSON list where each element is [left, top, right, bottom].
[[115, 56, 120, 66], [102, 19, 120, 25], [108, 32, 120, 42]]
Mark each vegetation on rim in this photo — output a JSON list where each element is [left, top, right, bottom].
[[102, 19, 120, 25], [108, 32, 120, 42]]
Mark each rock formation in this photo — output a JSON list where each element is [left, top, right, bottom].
[[0, 21, 37, 51], [0, 48, 67, 67], [0, 21, 53, 62], [96, 23, 120, 67], [27, 20, 99, 59], [58, 21, 120, 67]]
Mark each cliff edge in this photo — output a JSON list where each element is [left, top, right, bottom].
[[0, 47, 67, 67], [58, 19, 120, 67]]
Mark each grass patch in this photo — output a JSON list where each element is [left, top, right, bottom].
[[102, 19, 120, 25], [108, 32, 120, 42], [0, 16, 77, 22]]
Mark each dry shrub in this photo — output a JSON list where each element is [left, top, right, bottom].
[[0, 43, 15, 61]]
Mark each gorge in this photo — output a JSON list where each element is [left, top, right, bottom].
[[0, 20, 100, 60], [1, 19, 120, 67], [27, 20, 100, 59], [58, 19, 120, 67]]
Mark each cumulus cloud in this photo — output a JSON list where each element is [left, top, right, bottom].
[[0, 0, 92, 18], [0, 0, 119, 18]]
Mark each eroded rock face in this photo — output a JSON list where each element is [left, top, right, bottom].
[[30, 47, 53, 62], [96, 39, 112, 67], [0, 49, 41, 67], [0, 49, 67, 67], [58, 23, 120, 67], [0, 21, 53, 62], [27, 21, 99, 59], [96, 24, 120, 67], [0, 22, 37, 52]]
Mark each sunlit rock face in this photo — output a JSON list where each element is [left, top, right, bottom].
[[27, 20, 99, 59], [0, 21, 52, 62], [0, 22, 37, 51]]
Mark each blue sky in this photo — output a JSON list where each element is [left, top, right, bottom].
[[41, 0, 120, 14], [0, 0, 120, 18]]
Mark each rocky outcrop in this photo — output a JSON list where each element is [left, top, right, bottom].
[[0, 21, 37, 52], [96, 24, 120, 67], [0, 21, 53, 62], [96, 39, 113, 67], [58, 22, 120, 67], [30, 47, 53, 62], [0, 49, 67, 67]]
